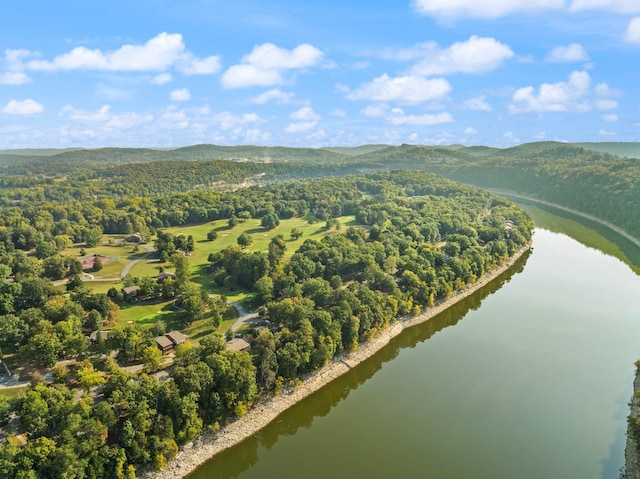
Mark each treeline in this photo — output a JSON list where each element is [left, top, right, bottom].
[[0, 171, 532, 478]]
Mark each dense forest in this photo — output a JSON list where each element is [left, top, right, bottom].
[[0, 141, 637, 240], [0, 171, 532, 478]]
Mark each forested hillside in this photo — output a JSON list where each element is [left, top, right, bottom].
[[0, 171, 531, 478]]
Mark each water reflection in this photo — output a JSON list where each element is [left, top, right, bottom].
[[187, 251, 530, 479]]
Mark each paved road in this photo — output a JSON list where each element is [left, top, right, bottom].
[[228, 301, 259, 332]]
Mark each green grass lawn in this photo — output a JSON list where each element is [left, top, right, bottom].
[[83, 215, 359, 335], [0, 385, 28, 400]]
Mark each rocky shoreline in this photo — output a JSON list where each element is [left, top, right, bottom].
[[626, 365, 640, 479], [141, 243, 531, 479]]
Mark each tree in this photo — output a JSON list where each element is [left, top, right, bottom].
[[92, 255, 103, 272], [141, 345, 162, 373], [228, 215, 239, 228], [66, 274, 84, 292], [76, 360, 105, 393], [268, 235, 286, 268], [237, 233, 253, 249], [206, 230, 218, 241], [290, 227, 303, 240], [170, 253, 190, 286], [261, 213, 280, 230]]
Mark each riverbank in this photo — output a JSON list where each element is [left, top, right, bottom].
[[141, 242, 531, 479], [626, 365, 640, 479]]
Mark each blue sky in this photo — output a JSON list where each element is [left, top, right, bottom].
[[1, 0, 639, 148]]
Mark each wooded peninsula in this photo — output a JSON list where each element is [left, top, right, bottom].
[[0, 141, 637, 478]]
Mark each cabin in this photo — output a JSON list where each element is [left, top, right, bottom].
[[155, 335, 174, 355], [226, 338, 251, 353], [157, 272, 176, 283], [121, 285, 141, 298], [155, 330, 189, 355], [126, 232, 144, 243]]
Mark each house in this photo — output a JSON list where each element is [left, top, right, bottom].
[[126, 232, 144, 243], [157, 272, 176, 283], [226, 338, 251, 353], [121, 285, 141, 297], [165, 330, 189, 346], [155, 335, 174, 355], [175, 248, 191, 256], [155, 330, 189, 355]]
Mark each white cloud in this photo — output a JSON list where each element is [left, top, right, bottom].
[[347, 74, 451, 104], [60, 105, 111, 121], [464, 127, 478, 135], [361, 104, 389, 118], [178, 55, 221, 75], [602, 114, 618, 122], [249, 88, 295, 104], [595, 99, 618, 110], [509, 71, 593, 113], [290, 106, 320, 121], [222, 43, 324, 88], [285, 121, 318, 133], [3, 99, 44, 115], [405, 36, 513, 76], [21, 33, 219, 75], [462, 96, 492, 111], [411, 0, 640, 19], [545, 43, 588, 63], [387, 110, 454, 126], [0, 71, 31, 85], [331, 108, 347, 117], [286, 107, 321, 133], [104, 112, 154, 130], [625, 18, 640, 43], [170, 88, 191, 102], [213, 112, 262, 130], [411, 0, 564, 19], [599, 128, 616, 136], [152, 73, 173, 85], [570, 0, 640, 13]]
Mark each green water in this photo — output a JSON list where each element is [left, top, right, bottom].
[[188, 228, 640, 479]]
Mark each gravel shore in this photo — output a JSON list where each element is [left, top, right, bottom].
[[141, 243, 531, 479]]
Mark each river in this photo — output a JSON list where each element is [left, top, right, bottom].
[[187, 220, 640, 479]]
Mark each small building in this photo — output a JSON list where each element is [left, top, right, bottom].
[[165, 330, 189, 346], [121, 285, 141, 297], [157, 272, 176, 283], [226, 338, 251, 353], [155, 330, 189, 355], [155, 335, 174, 355], [126, 232, 144, 243], [175, 248, 191, 256]]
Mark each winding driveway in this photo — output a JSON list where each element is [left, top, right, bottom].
[[228, 301, 259, 332]]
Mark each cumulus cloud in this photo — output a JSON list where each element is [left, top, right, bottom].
[[411, 0, 639, 19], [570, 0, 640, 13], [398, 36, 514, 76], [20, 33, 220, 75], [286, 107, 321, 133], [545, 43, 588, 63], [599, 128, 616, 136], [411, 0, 564, 19], [3, 99, 44, 115], [625, 18, 640, 43], [0, 72, 30, 85], [290, 106, 320, 121], [151, 73, 173, 85], [602, 114, 618, 122], [331, 108, 347, 117], [462, 96, 492, 111], [509, 71, 593, 113], [60, 105, 111, 121], [387, 109, 454, 126], [249, 88, 295, 104], [170, 88, 191, 102], [347, 74, 451, 104], [464, 127, 478, 135], [222, 43, 324, 88]]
